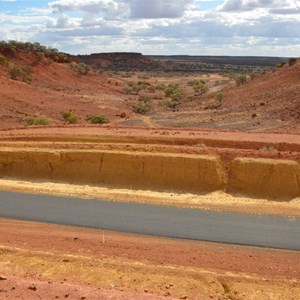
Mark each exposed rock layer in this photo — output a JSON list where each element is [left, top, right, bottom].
[[0, 149, 299, 200]]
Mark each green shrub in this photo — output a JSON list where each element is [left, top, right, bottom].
[[156, 83, 167, 90], [70, 62, 91, 75], [215, 91, 224, 102], [25, 117, 50, 126], [133, 93, 152, 114], [0, 54, 9, 66], [61, 111, 77, 124], [188, 79, 207, 86], [166, 99, 179, 109], [234, 74, 247, 86], [138, 95, 152, 103], [86, 114, 109, 124], [164, 84, 183, 98], [9, 66, 32, 83], [193, 84, 208, 95], [124, 81, 149, 95], [133, 102, 151, 114]]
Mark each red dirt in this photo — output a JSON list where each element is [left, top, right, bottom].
[[0, 219, 299, 299], [1, 48, 300, 300], [0, 48, 299, 132]]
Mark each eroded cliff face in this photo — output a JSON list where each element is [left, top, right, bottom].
[[0, 149, 299, 200]]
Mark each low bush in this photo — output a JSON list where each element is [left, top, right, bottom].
[[70, 63, 91, 75], [133, 95, 152, 114], [156, 83, 167, 90], [124, 81, 149, 95], [0, 54, 9, 66], [193, 84, 208, 95], [133, 102, 151, 114], [234, 74, 247, 86], [86, 114, 109, 124], [9, 66, 32, 83], [61, 111, 77, 124], [25, 116, 50, 126], [165, 99, 179, 109], [138, 95, 152, 103], [215, 91, 224, 102], [164, 84, 183, 98]]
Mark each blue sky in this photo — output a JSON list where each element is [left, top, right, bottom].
[[0, 0, 299, 56]]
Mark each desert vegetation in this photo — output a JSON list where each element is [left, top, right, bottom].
[[25, 116, 50, 126], [124, 81, 150, 95], [133, 95, 152, 114], [61, 111, 77, 124], [0, 54, 9, 66], [164, 84, 184, 109], [9, 66, 32, 83], [86, 114, 110, 124], [0, 40, 70, 63], [70, 62, 92, 75]]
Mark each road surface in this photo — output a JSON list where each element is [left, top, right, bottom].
[[0, 191, 299, 250]]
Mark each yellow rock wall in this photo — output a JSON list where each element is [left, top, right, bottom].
[[0, 150, 225, 194], [0, 149, 299, 200], [228, 158, 300, 199]]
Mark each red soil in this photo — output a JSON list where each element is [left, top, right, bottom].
[[0, 48, 299, 133]]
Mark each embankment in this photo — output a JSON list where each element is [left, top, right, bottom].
[[0, 149, 299, 200]]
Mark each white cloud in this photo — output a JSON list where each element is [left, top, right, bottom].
[[1, 0, 300, 56], [49, 0, 193, 19], [128, 0, 192, 18], [49, 0, 128, 18], [218, 0, 300, 12]]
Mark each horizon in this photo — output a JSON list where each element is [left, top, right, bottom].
[[0, 0, 299, 57]]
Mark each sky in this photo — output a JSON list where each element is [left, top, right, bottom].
[[0, 0, 299, 56]]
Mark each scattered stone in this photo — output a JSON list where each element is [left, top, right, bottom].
[[180, 296, 188, 299], [28, 284, 37, 291], [119, 112, 126, 118], [64, 294, 69, 298], [0, 276, 7, 281]]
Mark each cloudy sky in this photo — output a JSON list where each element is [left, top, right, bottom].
[[0, 0, 299, 56]]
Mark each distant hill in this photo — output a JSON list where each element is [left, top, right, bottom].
[[148, 55, 286, 67], [74, 52, 163, 71], [148, 55, 288, 74], [75, 52, 287, 73]]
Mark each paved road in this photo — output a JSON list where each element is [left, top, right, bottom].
[[0, 191, 299, 250]]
